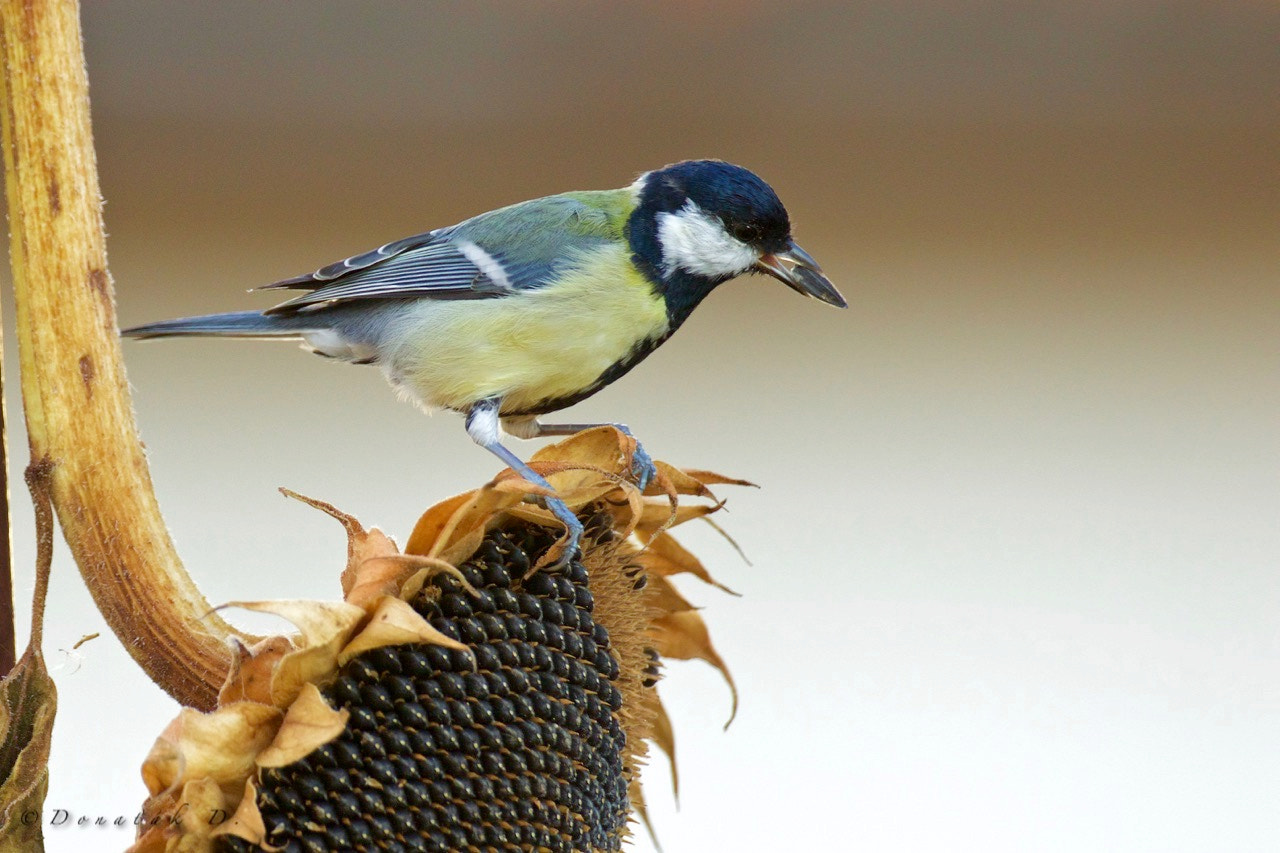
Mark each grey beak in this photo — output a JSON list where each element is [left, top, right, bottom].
[[753, 241, 847, 308]]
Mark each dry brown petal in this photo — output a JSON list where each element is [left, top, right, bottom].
[[209, 777, 277, 849], [603, 481, 649, 540], [406, 483, 528, 561], [256, 684, 349, 768], [403, 491, 475, 555], [226, 600, 365, 708], [173, 777, 227, 847], [628, 776, 657, 853], [280, 489, 404, 598], [218, 636, 294, 707], [338, 595, 472, 664], [640, 531, 739, 595], [675, 469, 757, 490], [647, 690, 679, 801], [540, 465, 628, 508], [633, 466, 750, 551], [345, 554, 464, 610], [402, 430, 740, 572], [488, 471, 557, 497], [649, 461, 716, 500], [628, 688, 677, 852], [227, 600, 364, 653], [541, 468, 649, 541], [267, 644, 343, 710], [650, 610, 739, 728], [397, 557, 479, 603], [501, 503, 557, 528], [635, 500, 722, 534], [528, 426, 633, 480], [140, 703, 283, 800], [645, 575, 698, 616], [341, 526, 402, 592], [698, 514, 752, 566]]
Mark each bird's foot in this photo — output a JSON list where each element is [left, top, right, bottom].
[[630, 439, 656, 491], [541, 495, 584, 571], [612, 424, 656, 491]]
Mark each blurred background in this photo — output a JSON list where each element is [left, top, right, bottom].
[[3, 1, 1277, 850]]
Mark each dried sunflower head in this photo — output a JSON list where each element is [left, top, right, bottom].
[[130, 429, 742, 853]]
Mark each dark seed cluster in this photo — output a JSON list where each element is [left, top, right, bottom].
[[219, 523, 631, 852]]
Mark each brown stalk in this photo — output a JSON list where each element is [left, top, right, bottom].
[[0, 0, 247, 710], [0, 321, 13, 678]]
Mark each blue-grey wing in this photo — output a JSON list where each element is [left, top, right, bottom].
[[262, 230, 516, 314], [260, 194, 618, 316], [260, 231, 446, 290]]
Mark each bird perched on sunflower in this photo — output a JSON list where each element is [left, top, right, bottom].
[[124, 159, 846, 562]]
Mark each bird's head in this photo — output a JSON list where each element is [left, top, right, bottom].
[[631, 160, 847, 309]]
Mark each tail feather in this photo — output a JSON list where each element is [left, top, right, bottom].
[[121, 310, 314, 340]]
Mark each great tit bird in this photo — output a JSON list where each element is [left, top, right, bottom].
[[123, 159, 846, 563]]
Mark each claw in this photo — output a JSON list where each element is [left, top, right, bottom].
[[542, 496, 584, 570], [630, 440, 657, 491], [612, 424, 657, 490]]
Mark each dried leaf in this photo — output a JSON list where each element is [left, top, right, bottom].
[[0, 464, 57, 853], [281, 489, 405, 604], [338, 596, 471, 664], [343, 555, 420, 611], [0, 649, 56, 853], [140, 703, 283, 801], [495, 428, 651, 569], [406, 484, 526, 562], [218, 636, 294, 707], [226, 600, 364, 708], [628, 777, 662, 853], [645, 575, 698, 616], [529, 426, 634, 484], [648, 690, 679, 802], [642, 531, 739, 595], [488, 472, 557, 498], [398, 558, 479, 603], [540, 464, 629, 508], [227, 600, 364, 653], [650, 610, 739, 728], [171, 777, 227, 845], [256, 684, 349, 768], [635, 500, 722, 533], [675, 470, 757, 490], [209, 777, 275, 848], [698, 515, 753, 567], [650, 462, 716, 500], [403, 491, 475, 556]]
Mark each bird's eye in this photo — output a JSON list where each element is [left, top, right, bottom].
[[728, 222, 759, 244]]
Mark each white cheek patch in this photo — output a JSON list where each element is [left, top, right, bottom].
[[456, 239, 512, 291], [656, 200, 759, 279]]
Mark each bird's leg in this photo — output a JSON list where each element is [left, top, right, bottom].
[[466, 398, 583, 568], [501, 417, 656, 491]]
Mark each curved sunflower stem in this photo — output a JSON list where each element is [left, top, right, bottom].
[[0, 323, 13, 679], [0, 0, 249, 709]]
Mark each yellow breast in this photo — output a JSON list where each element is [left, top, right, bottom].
[[380, 243, 670, 414]]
